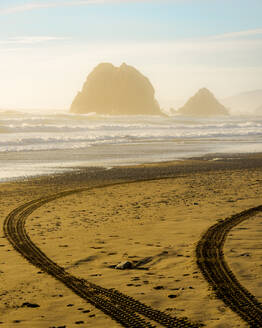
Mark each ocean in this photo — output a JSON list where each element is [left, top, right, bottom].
[[0, 110, 262, 181]]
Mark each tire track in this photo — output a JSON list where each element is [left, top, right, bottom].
[[4, 185, 200, 328], [196, 206, 262, 327]]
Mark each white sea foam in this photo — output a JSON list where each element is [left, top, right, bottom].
[[0, 110, 262, 181], [0, 111, 262, 153]]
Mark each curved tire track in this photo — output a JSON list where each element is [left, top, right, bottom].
[[196, 205, 262, 327], [4, 185, 200, 328]]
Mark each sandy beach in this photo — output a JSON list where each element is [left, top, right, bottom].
[[0, 153, 262, 328]]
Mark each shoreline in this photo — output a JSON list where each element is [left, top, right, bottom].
[[0, 153, 261, 327], [1, 151, 262, 185], [1, 134, 262, 182]]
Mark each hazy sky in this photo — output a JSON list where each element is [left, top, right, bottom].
[[0, 0, 262, 110]]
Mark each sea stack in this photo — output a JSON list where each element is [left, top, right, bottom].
[[70, 63, 162, 115], [177, 88, 229, 116]]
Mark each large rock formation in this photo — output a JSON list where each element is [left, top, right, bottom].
[[70, 63, 162, 115], [177, 88, 229, 116]]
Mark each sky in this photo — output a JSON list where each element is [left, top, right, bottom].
[[0, 0, 262, 110]]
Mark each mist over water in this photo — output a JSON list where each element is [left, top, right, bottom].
[[0, 110, 262, 181]]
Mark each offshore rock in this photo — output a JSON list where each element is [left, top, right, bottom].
[[177, 88, 229, 116], [70, 63, 162, 115]]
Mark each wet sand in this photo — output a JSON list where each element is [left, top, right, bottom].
[[0, 153, 262, 327]]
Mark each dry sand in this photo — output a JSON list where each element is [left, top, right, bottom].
[[0, 154, 261, 327]]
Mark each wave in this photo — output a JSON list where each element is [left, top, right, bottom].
[[0, 116, 261, 133], [0, 112, 262, 153], [1, 131, 262, 153]]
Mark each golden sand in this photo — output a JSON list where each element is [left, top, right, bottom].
[[0, 155, 261, 327]]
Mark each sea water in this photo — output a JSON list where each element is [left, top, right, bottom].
[[0, 110, 262, 181]]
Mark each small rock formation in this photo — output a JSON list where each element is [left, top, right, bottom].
[[177, 88, 229, 116], [70, 63, 162, 115], [21, 302, 40, 308], [115, 261, 133, 270]]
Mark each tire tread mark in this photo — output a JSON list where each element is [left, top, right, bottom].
[[4, 184, 201, 328], [196, 206, 262, 327]]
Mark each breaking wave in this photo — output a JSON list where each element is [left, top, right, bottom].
[[0, 110, 262, 152]]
